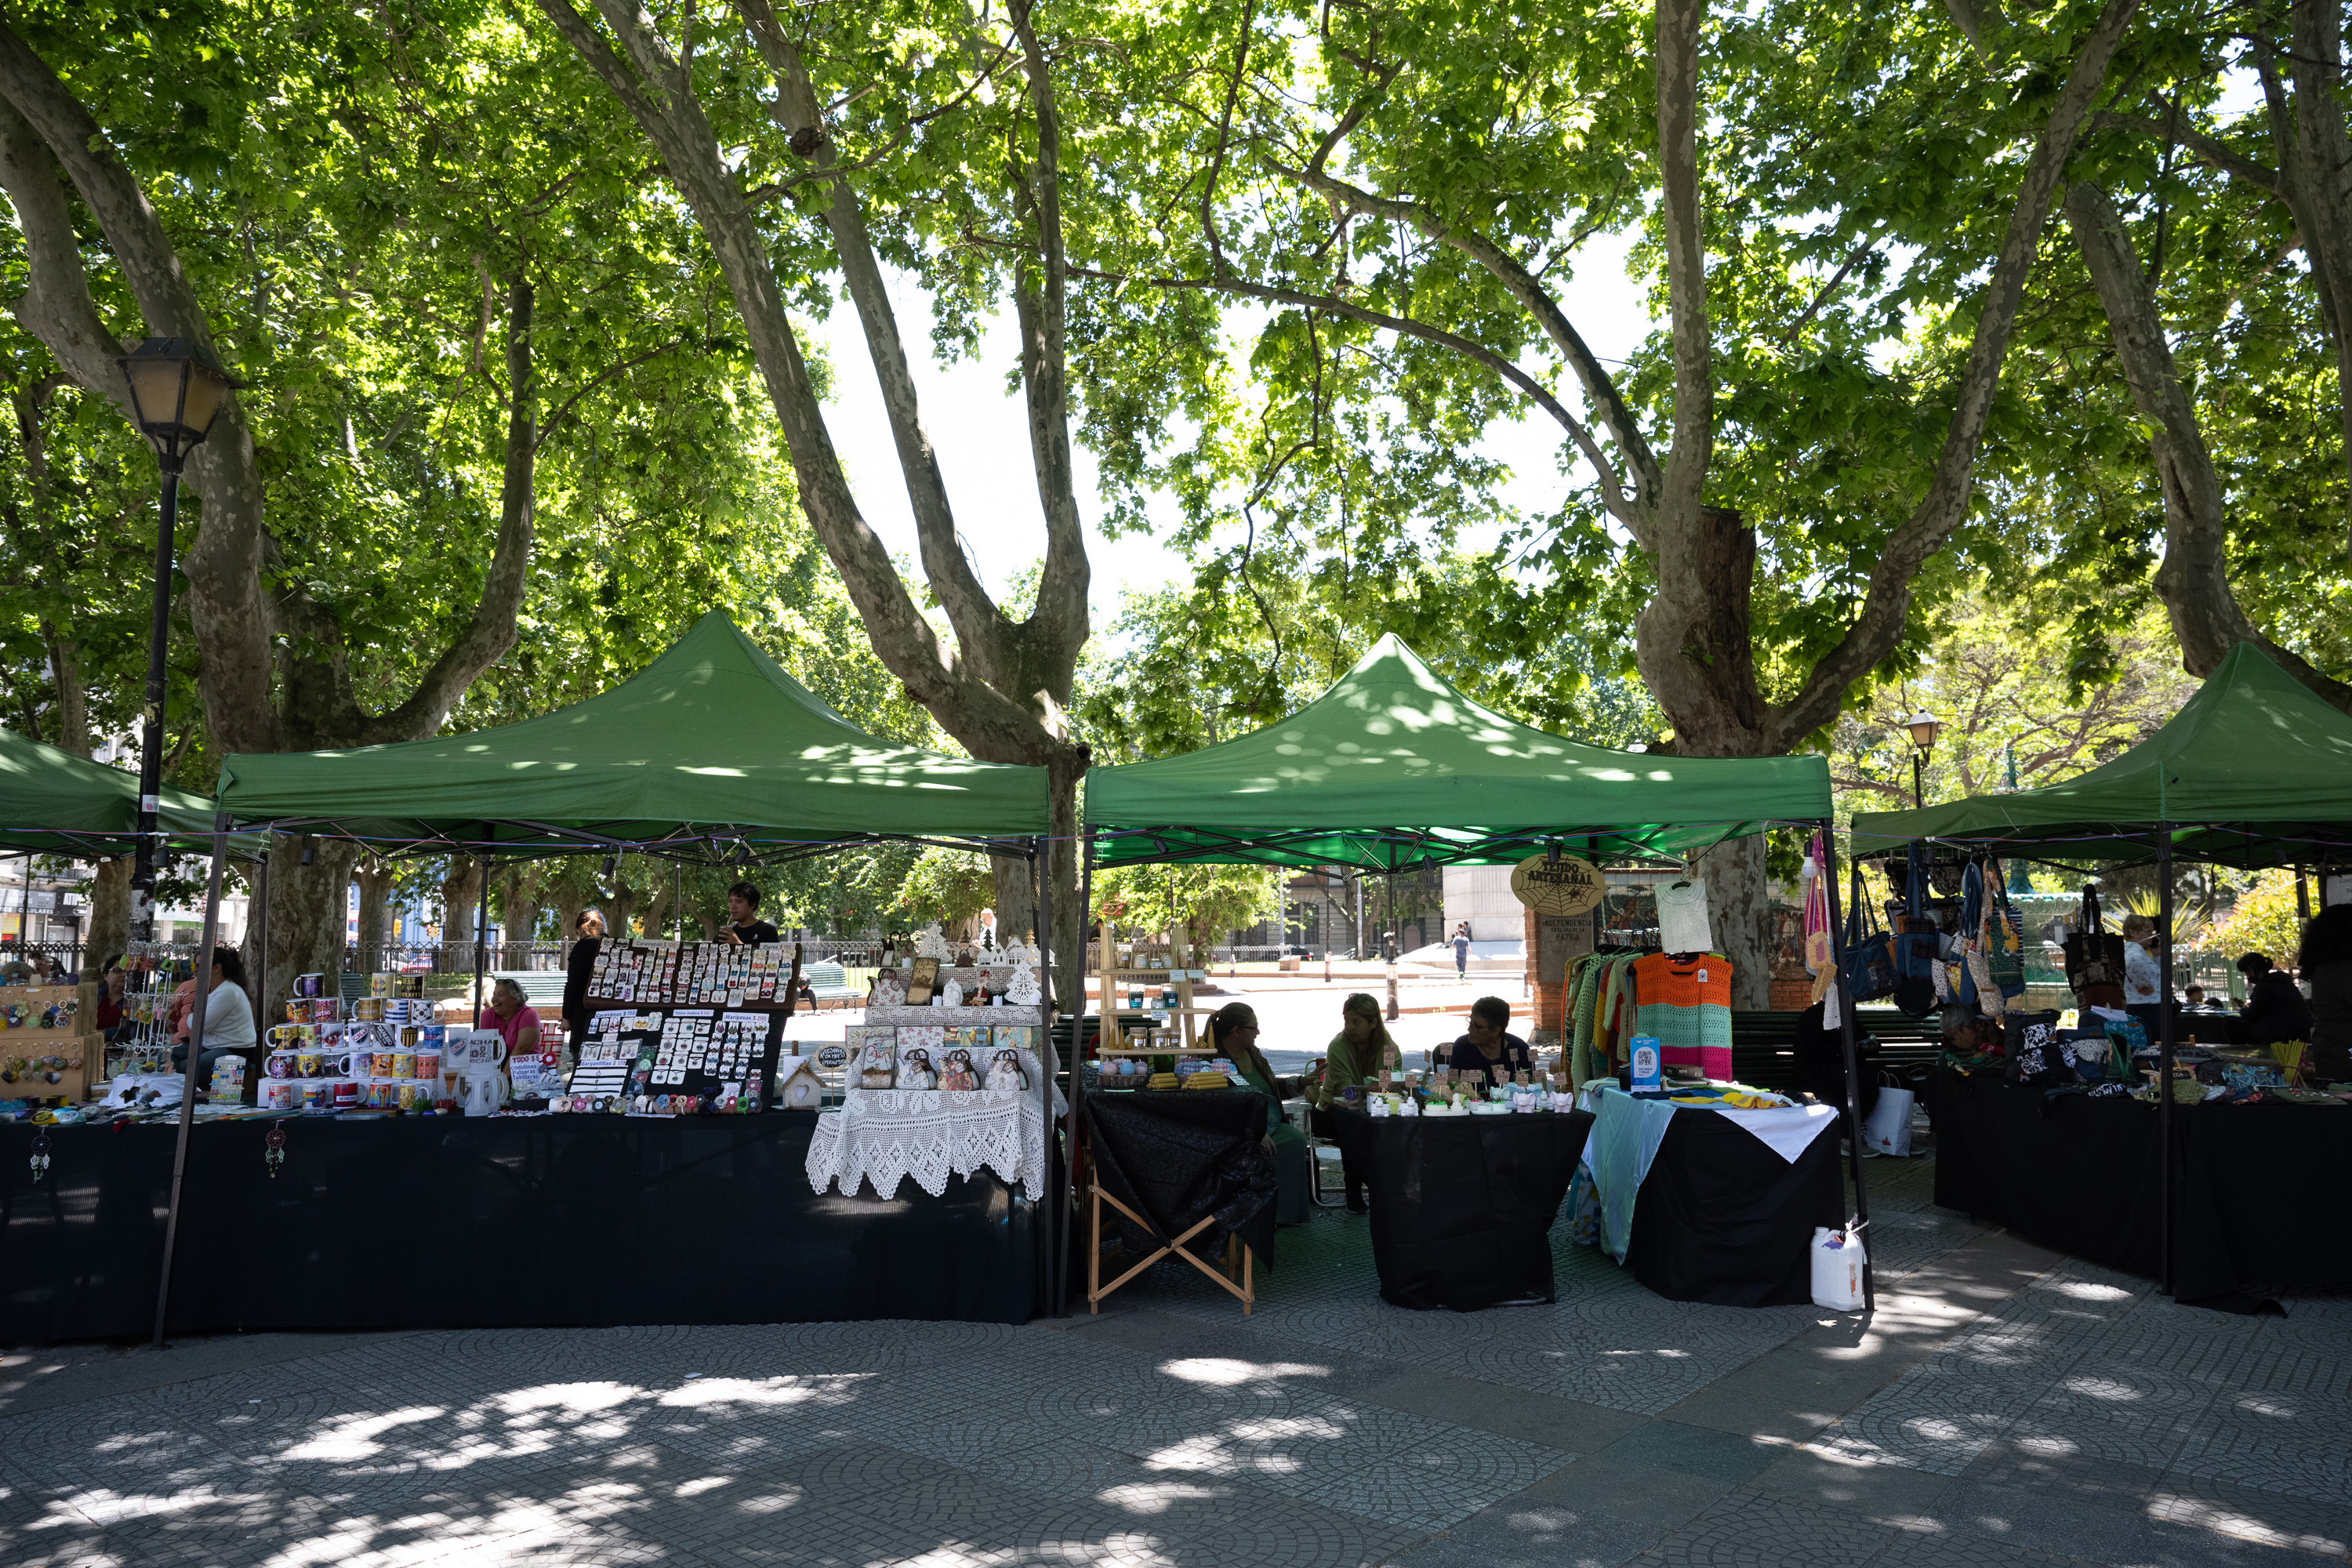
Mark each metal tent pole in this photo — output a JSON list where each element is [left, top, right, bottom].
[[151, 815, 231, 1348], [1820, 826, 1876, 1311], [1384, 871, 1399, 1022], [1070, 831, 1094, 1319], [250, 847, 268, 1106], [1033, 833, 1059, 1316], [2157, 828, 2176, 1295], [472, 854, 491, 1028]]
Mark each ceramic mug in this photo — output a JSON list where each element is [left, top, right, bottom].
[[354, 997, 383, 1022], [364, 1080, 397, 1109], [259, 1080, 301, 1110], [294, 973, 325, 998], [392, 1052, 416, 1080], [300, 1080, 328, 1109], [267, 1024, 305, 1048], [296, 1051, 323, 1078], [285, 998, 313, 1024], [371, 1050, 396, 1078], [396, 1081, 428, 1110], [313, 997, 339, 1022], [266, 1051, 297, 1079], [329, 1079, 361, 1109], [414, 1050, 440, 1083], [328, 1047, 370, 1079]]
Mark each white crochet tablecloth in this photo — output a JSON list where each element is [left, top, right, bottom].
[[807, 1060, 1065, 1200]]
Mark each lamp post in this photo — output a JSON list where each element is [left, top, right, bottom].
[[1904, 709, 1941, 810], [113, 339, 238, 942]]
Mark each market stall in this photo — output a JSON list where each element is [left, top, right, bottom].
[[1083, 634, 1868, 1311], [0, 1110, 1036, 1342], [1853, 641, 2352, 1303], [0, 613, 1067, 1343], [1585, 1085, 1842, 1306], [1329, 1102, 1592, 1310]]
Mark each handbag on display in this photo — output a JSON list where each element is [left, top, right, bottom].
[[1892, 848, 1942, 1019], [2062, 884, 2127, 1008], [2003, 1010, 2065, 1087], [1987, 862, 2027, 1000], [1840, 867, 1898, 1002]]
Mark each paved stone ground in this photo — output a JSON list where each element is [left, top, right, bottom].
[[2, 1156, 2346, 1566]]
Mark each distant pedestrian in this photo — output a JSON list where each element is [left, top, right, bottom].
[[1451, 923, 1471, 978]]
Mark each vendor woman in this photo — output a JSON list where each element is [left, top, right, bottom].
[[1449, 996, 1534, 1087], [1309, 992, 1399, 1213], [1207, 1001, 1310, 1225]]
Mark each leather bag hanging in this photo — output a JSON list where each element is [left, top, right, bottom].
[[1840, 865, 1898, 1002], [1892, 847, 1941, 1018], [2063, 883, 2127, 1008]]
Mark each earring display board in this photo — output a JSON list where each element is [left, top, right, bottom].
[[586, 939, 796, 1007], [2, 985, 90, 1102], [557, 1007, 783, 1116]]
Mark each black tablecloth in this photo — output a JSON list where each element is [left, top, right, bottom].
[[1624, 1105, 1845, 1307], [1933, 1067, 2352, 1305], [1330, 1108, 1592, 1311], [0, 1112, 1037, 1344], [1083, 1091, 1278, 1269]]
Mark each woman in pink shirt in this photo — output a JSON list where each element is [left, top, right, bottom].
[[486, 978, 543, 1059]]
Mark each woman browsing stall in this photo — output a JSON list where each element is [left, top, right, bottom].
[[1207, 1002, 1310, 1225], [1309, 993, 1399, 1212]]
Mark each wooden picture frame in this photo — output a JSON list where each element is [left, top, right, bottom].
[[905, 956, 941, 1007]]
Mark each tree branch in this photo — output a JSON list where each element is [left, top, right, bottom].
[[1763, 0, 2143, 750]]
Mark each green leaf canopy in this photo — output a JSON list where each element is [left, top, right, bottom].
[[216, 613, 1051, 855], [1084, 636, 1831, 870], [1851, 644, 2352, 869], [0, 728, 222, 855]]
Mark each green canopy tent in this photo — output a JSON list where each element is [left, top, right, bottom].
[[1085, 634, 1834, 870], [1849, 642, 2352, 1298], [1079, 634, 1873, 1308], [0, 725, 224, 857], [1850, 641, 2352, 869], [180, 612, 1065, 1332], [216, 611, 1051, 859]]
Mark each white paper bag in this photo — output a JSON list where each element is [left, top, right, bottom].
[[1863, 1085, 1915, 1158]]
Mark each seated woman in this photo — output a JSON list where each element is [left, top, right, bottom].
[[1308, 993, 1399, 1213], [1447, 996, 1532, 1088], [1207, 1002, 1309, 1225], [169, 947, 259, 1093]]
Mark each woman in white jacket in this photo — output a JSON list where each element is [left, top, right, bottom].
[[172, 946, 259, 1091]]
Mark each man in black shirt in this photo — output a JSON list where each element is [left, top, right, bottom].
[[561, 908, 604, 1063], [720, 880, 782, 946], [2230, 953, 2313, 1045]]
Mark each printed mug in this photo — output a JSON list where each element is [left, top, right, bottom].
[[371, 1051, 397, 1078], [414, 1050, 440, 1083], [329, 1079, 361, 1109], [354, 998, 383, 1022], [294, 973, 325, 998], [299, 1080, 328, 1109], [391, 1052, 416, 1080], [312, 997, 339, 1022], [267, 1023, 307, 1048], [364, 1080, 397, 1109], [258, 1080, 301, 1110], [285, 998, 313, 1024], [265, 1051, 296, 1079], [328, 1047, 370, 1079], [296, 1051, 323, 1078]]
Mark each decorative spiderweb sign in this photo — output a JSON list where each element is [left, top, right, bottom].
[[1509, 853, 1604, 917]]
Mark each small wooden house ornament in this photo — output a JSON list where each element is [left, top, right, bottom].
[[775, 1056, 826, 1110]]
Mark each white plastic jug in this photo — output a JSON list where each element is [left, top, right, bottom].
[[460, 1068, 506, 1118], [1810, 1226, 1867, 1311]]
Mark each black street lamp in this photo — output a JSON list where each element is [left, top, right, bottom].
[[1904, 709, 1942, 810], [114, 339, 239, 940]]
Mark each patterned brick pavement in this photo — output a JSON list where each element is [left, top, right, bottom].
[[2, 1156, 2346, 1566]]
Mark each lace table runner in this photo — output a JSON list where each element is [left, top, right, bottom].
[[807, 1073, 1066, 1200]]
